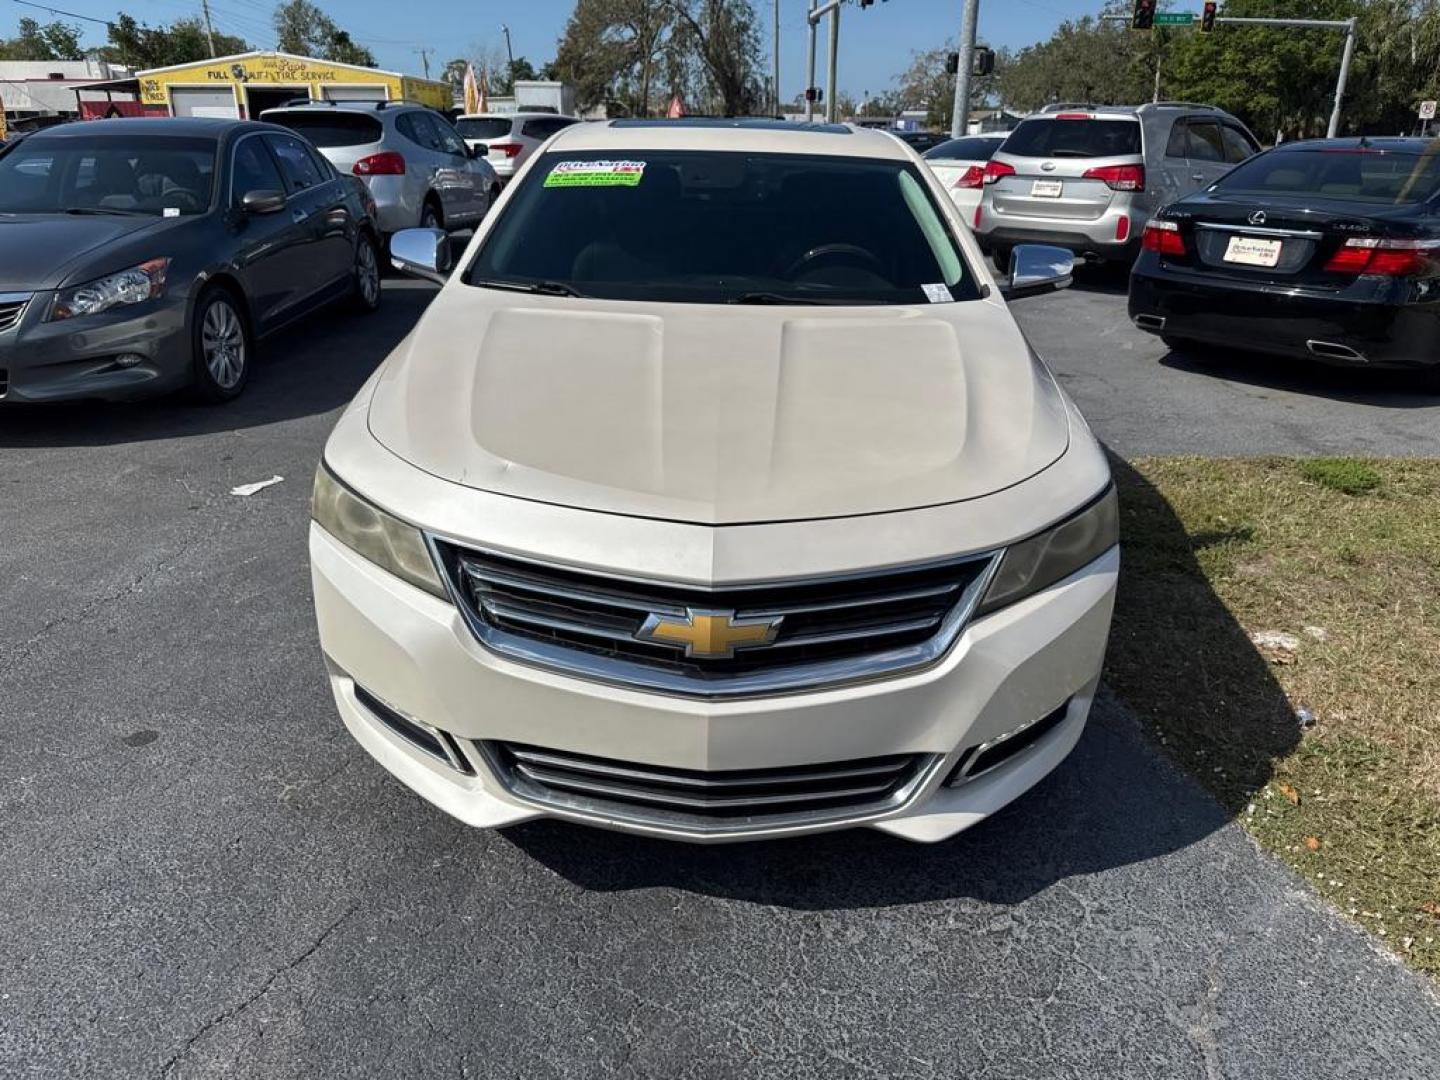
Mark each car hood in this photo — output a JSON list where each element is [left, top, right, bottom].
[[0, 214, 162, 291], [366, 287, 1070, 525]]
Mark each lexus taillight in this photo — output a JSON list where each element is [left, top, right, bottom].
[[491, 142, 523, 159], [952, 165, 985, 189], [1141, 219, 1185, 257], [353, 151, 406, 176], [1323, 238, 1440, 277], [1083, 164, 1145, 192], [983, 159, 1015, 185]]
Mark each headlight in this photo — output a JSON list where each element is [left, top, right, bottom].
[[311, 463, 448, 599], [976, 485, 1118, 615], [49, 258, 169, 321]]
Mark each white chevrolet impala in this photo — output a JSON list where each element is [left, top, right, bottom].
[[309, 119, 1117, 843]]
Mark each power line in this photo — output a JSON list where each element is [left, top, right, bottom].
[[9, 0, 111, 26]]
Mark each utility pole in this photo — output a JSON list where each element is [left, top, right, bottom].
[[949, 0, 979, 138], [501, 24, 516, 86], [826, 2, 839, 122], [200, 0, 218, 58], [414, 48, 433, 80], [805, 0, 817, 122], [772, 0, 781, 116]]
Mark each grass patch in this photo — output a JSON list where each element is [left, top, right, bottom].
[[1110, 457, 1440, 976], [1298, 457, 1383, 496]]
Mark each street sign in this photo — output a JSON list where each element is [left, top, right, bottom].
[[1420, 100, 1437, 120], [1154, 13, 1197, 25]]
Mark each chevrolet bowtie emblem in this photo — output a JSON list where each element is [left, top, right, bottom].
[[637, 608, 783, 659]]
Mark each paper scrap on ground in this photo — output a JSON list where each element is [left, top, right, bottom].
[[230, 475, 284, 497], [544, 160, 646, 188]]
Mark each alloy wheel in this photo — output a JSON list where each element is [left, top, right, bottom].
[[202, 299, 245, 390], [357, 239, 380, 307]]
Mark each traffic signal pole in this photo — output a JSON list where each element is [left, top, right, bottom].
[[804, 0, 844, 123], [949, 0, 980, 138]]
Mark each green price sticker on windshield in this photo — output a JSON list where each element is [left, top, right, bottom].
[[545, 160, 647, 188]]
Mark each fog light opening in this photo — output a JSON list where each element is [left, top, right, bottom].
[[114, 353, 147, 369], [944, 699, 1073, 787]]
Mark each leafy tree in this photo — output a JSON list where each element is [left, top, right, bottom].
[[101, 15, 248, 69], [663, 0, 764, 115], [273, 0, 377, 66], [553, 0, 677, 116], [0, 17, 85, 61]]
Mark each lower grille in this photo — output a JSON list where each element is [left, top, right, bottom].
[[481, 741, 935, 831], [435, 544, 998, 698], [354, 684, 474, 774], [0, 294, 32, 334]]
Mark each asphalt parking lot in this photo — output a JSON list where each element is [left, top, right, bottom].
[[4, 277, 1440, 1079]]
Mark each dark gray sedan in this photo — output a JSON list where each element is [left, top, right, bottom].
[[0, 117, 382, 404]]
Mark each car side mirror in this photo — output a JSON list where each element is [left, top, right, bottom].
[[1001, 244, 1074, 298], [467, 144, 483, 159], [390, 227, 452, 285], [240, 189, 286, 215]]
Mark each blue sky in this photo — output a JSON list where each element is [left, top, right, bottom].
[[6, 0, 1102, 99]]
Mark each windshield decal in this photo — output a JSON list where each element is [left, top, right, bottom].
[[921, 283, 953, 303], [544, 160, 646, 188]]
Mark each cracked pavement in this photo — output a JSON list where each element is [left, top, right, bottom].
[[2, 278, 1439, 1079]]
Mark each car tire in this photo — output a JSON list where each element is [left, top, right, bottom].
[[190, 287, 251, 404], [353, 232, 382, 313], [421, 200, 443, 232]]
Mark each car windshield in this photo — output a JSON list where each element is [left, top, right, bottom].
[[924, 137, 1003, 162], [1003, 118, 1141, 158], [456, 118, 512, 140], [266, 112, 382, 147], [0, 134, 217, 216], [466, 150, 978, 305], [1212, 147, 1440, 205]]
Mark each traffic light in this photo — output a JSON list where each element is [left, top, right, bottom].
[[1200, 2, 1217, 32], [1132, 0, 1156, 30], [859, 0, 873, 8], [804, 86, 823, 103], [972, 46, 995, 77], [945, 52, 959, 76]]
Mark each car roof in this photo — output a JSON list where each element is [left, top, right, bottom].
[[548, 118, 911, 160], [1275, 136, 1435, 153], [458, 112, 575, 120], [24, 117, 260, 139]]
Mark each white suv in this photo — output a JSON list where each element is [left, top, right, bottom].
[[309, 120, 1118, 843], [455, 112, 579, 181]]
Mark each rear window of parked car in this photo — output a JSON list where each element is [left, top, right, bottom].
[[266, 112, 381, 147], [923, 137, 1003, 162], [1213, 148, 1440, 204], [457, 118, 512, 140], [1002, 118, 1142, 158]]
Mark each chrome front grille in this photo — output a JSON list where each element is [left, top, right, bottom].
[[481, 741, 935, 831], [0, 293, 32, 333], [434, 543, 998, 698]]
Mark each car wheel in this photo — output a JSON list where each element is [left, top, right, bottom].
[[421, 201, 443, 231], [353, 232, 382, 313], [191, 288, 250, 403]]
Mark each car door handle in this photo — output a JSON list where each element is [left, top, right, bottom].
[[1192, 173, 1205, 182]]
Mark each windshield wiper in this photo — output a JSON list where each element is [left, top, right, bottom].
[[62, 207, 149, 217], [728, 291, 827, 305], [474, 278, 585, 297]]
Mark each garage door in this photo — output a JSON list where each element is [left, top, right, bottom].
[[323, 85, 388, 102], [170, 87, 238, 118]]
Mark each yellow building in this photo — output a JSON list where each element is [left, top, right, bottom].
[[136, 51, 451, 120]]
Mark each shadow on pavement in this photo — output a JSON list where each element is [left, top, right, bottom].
[[505, 458, 1300, 908], [0, 281, 437, 448], [1160, 343, 1440, 408]]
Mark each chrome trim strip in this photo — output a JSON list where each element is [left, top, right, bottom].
[[1194, 222, 1324, 239], [429, 537, 1003, 701], [743, 581, 961, 618], [463, 562, 686, 617], [949, 700, 1074, 786], [478, 597, 637, 643], [762, 615, 943, 650], [507, 746, 908, 788], [514, 764, 898, 809], [479, 742, 948, 837]]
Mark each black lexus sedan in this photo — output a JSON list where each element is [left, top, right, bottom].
[[1129, 137, 1440, 377], [0, 117, 382, 404]]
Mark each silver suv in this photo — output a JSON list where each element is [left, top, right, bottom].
[[974, 102, 1260, 266], [262, 100, 498, 241]]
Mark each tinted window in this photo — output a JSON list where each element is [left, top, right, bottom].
[[923, 137, 1002, 162], [456, 117, 512, 140], [467, 150, 980, 305], [395, 113, 432, 149], [0, 134, 215, 215], [265, 111, 381, 147], [1003, 117, 1141, 159], [1165, 121, 1189, 159], [1187, 121, 1225, 162], [1214, 149, 1440, 204], [231, 137, 285, 201], [521, 117, 573, 140], [427, 115, 468, 156], [265, 133, 325, 192], [1221, 125, 1258, 164]]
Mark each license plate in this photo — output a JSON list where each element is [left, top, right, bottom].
[[1224, 235, 1282, 267], [1031, 179, 1063, 198]]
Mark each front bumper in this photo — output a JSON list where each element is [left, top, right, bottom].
[[1128, 265, 1440, 369], [0, 292, 192, 404], [311, 522, 1118, 844]]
